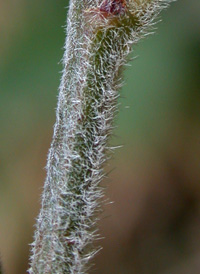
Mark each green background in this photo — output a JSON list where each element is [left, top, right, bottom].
[[1, 0, 200, 273]]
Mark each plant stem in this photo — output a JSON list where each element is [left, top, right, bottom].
[[28, 0, 174, 273]]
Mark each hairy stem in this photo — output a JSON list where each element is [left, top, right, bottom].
[[28, 0, 174, 273]]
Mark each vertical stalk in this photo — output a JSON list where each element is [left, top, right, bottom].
[[28, 0, 174, 273]]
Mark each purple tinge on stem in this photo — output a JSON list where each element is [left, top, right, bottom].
[[100, 0, 126, 16]]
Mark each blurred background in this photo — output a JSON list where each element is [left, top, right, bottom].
[[0, 0, 200, 273]]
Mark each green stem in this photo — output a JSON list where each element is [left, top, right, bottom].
[[28, 0, 174, 273]]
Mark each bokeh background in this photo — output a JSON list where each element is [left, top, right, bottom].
[[1, 0, 200, 273]]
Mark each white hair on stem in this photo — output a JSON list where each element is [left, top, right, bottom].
[[28, 0, 175, 273]]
